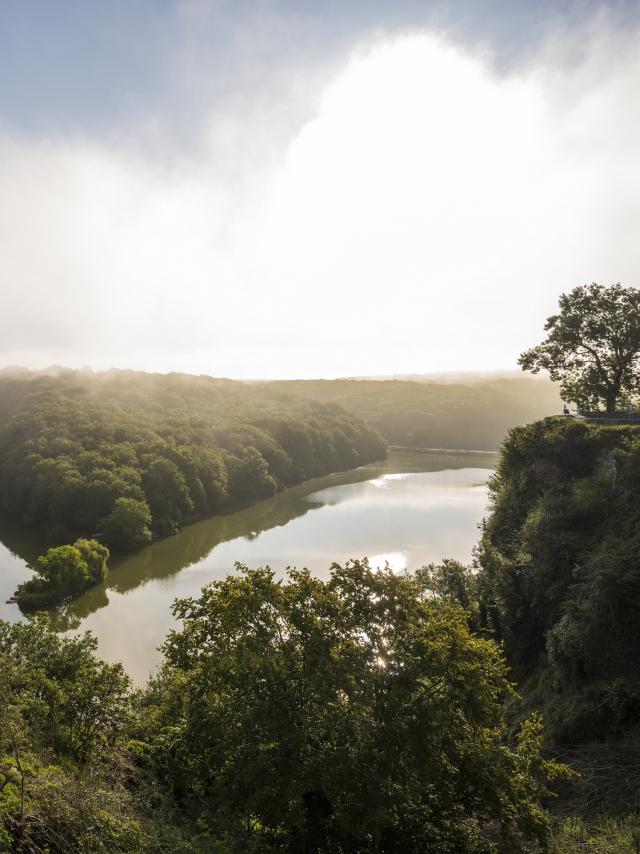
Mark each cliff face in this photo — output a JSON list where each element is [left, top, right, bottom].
[[477, 417, 640, 743]]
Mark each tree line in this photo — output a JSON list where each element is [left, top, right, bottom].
[[0, 370, 387, 551]]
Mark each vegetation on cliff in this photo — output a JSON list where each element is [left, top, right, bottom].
[[477, 417, 640, 744], [471, 416, 640, 851]]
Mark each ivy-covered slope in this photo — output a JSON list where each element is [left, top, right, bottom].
[[477, 417, 640, 743]]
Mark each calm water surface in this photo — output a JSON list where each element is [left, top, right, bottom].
[[0, 449, 496, 682]]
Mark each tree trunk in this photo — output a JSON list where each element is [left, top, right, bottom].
[[606, 390, 618, 416]]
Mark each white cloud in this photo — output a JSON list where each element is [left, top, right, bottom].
[[1, 22, 640, 377]]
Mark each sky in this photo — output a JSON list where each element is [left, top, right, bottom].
[[1, 0, 640, 379]]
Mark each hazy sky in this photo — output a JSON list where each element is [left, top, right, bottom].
[[2, 1, 640, 378]]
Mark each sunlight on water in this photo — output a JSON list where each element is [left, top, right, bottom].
[[368, 473, 410, 488], [368, 551, 407, 572]]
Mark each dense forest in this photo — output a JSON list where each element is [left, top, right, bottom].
[[0, 370, 386, 550], [267, 375, 560, 451]]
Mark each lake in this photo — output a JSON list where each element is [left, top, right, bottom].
[[0, 449, 496, 683]]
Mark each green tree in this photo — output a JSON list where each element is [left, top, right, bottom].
[[103, 497, 153, 550], [225, 446, 277, 505], [416, 559, 480, 628], [519, 283, 640, 415], [148, 560, 560, 852], [142, 457, 194, 536], [15, 539, 109, 610], [75, 537, 110, 583], [27, 544, 90, 598]]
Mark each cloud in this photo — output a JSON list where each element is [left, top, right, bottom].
[[1, 19, 640, 377]]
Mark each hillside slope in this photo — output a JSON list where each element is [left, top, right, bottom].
[[267, 376, 561, 450], [0, 370, 386, 548]]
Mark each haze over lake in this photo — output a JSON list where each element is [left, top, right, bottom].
[[0, 449, 495, 682]]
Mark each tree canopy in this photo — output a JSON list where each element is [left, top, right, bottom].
[[14, 538, 109, 610], [519, 283, 640, 415], [144, 560, 559, 852], [0, 616, 186, 852], [0, 560, 578, 852]]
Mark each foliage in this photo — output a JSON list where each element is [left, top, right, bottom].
[[0, 370, 386, 551], [75, 536, 110, 583], [103, 497, 153, 550], [14, 538, 109, 609], [476, 417, 640, 742], [416, 558, 481, 628], [0, 616, 129, 762], [0, 616, 196, 852], [0, 616, 152, 852], [142, 560, 560, 852], [0, 557, 574, 853], [519, 283, 640, 415]]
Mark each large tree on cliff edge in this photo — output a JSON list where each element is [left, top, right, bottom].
[[519, 283, 640, 415]]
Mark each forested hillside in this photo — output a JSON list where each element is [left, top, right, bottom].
[[267, 375, 561, 450], [0, 370, 386, 549]]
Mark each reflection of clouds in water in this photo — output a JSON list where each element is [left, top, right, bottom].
[[369, 551, 407, 572], [307, 469, 491, 509]]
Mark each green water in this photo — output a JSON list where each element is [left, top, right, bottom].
[[0, 449, 496, 682]]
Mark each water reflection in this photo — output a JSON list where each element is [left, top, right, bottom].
[[0, 449, 496, 681]]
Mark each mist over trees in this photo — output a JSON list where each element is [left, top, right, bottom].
[[0, 370, 386, 549], [268, 375, 561, 450]]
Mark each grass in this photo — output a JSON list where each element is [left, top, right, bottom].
[[550, 815, 640, 853]]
